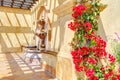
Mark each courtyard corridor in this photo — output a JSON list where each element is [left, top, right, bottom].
[[0, 53, 54, 80]]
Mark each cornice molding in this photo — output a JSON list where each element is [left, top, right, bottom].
[[53, 1, 74, 17]]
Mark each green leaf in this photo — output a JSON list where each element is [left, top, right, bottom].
[[95, 69, 104, 78], [89, 40, 96, 47], [93, 19, 97, 23], [116, 52, 120, 63], [77, 78, 81, 80], [89, 64, 94, 68], [88, 29, 92, 34], [93, 12, 97, 16], [72, 38, 75, 41], [77, 34, 81, 39], [94, 25, 98, 30], [82, 13, 90, 21], [110, 64, 115, 70], [99, 78, 104, 80], [95, 66, 100, 72], [81, 36, 85, 42], [95, 2, 101, 6], [90, 16, 94, 21]]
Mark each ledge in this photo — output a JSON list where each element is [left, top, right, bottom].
[[21, 45, 58, 57], [43, 50, 58, 57]]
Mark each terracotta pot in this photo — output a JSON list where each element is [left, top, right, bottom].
[[39, 32, 47, 39]]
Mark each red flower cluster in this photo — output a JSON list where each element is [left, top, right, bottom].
[[69, 3, 119, 80], [72, 4, 87, 18], [89, 75, 98, 80], [108, 54, 116, 63], [84, 21, 92, 30], [92, 36, 107, 58], [85, 34, 107, 58], [71, 46, 89, 57], [104, 70, 113, 80], [86, 68, 95, 77], [68, 21, 92, 31], [68, 21, 81, 31], [88, 57, 97, 64]]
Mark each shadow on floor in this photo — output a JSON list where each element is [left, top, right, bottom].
[[0, 53, 54, 80]]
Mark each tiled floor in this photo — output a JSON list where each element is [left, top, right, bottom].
[[0, 53, 54, 80]]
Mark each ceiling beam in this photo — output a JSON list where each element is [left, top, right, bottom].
[[0, 6, 31, 14]]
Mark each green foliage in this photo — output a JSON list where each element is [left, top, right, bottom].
[[89, 39, 96, 47], [77, 78, 81, 80], [110, 40, 120, 63], [110, 63, 115, 69], [116, 51, 120, 63]]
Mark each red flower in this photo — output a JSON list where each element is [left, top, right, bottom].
[[68, 22, 76, 31], [112, 77, 117, 80], [72, 4, 87, 18], [100, 67, 105, 71], [71, 49, 83, 66], [118, 68, 120, 73], [116, 75, 120, 80], [89, 76, 98, 80], [75, 65, 84, 72], [104, 70, 113, 80], [84, 21, 92, 30], [77, 4, 87, 11], [68, 21, 80, 31], [94, 48, 107, 58], [91, 31, 95, 34], [81, 46, 89, 55], [71, 50, 78, 57], [86, 68, 95, 77], [88, 57, 97, 64], [75, 55, 83, 63], [108, 54, 116, 63], [72, 13, 79, 18]]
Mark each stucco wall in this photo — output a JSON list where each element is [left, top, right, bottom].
[[100, 0, 120, 40], [31, 0, 77, 79], [99, 0, 120, 53]]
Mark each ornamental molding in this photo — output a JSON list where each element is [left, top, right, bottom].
[[53, 0, 74, 17]]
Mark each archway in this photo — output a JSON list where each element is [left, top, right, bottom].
[[36, 6, 51, 50]]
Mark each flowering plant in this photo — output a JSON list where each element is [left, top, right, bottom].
[[68, 0, 120, 80], [108, 33, 120, 64]]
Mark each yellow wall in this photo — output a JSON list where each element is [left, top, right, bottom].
[[101, 0, 120, 40], [31, 0, 76, 79], [99, 0, 120, 53], [0, 7, 33, 52], [31, 0, 60, 51]]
